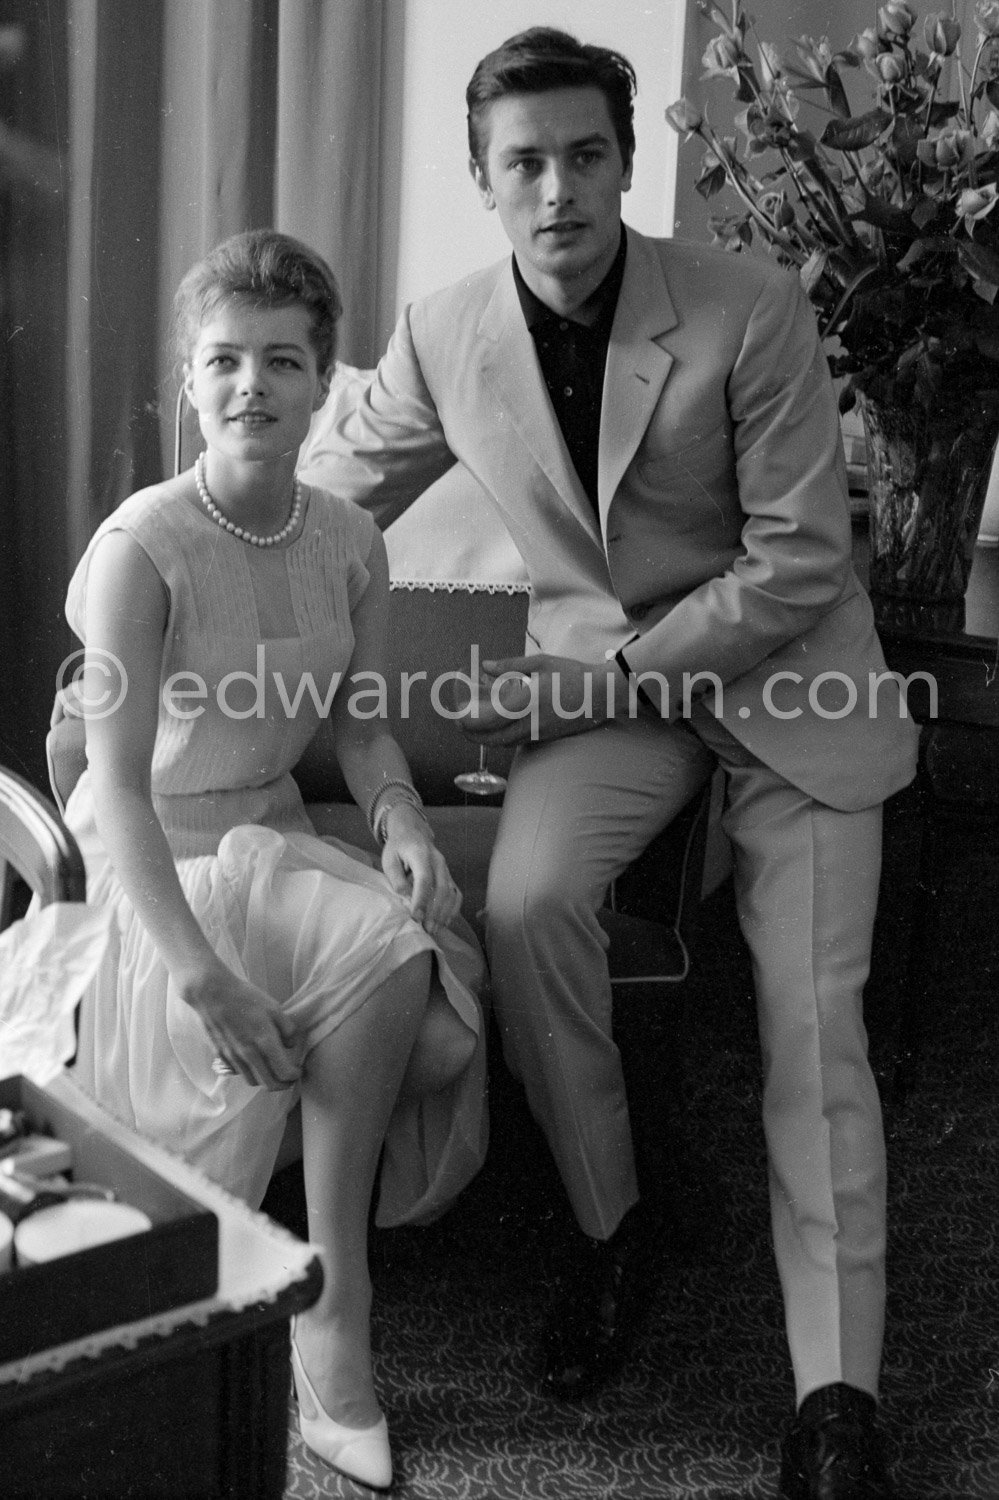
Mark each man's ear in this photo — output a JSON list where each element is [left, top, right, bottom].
[[469, 156, 495, 210], [621, 150, 635, 195]]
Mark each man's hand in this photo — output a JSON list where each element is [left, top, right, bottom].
[[458, 654, 623, 746]]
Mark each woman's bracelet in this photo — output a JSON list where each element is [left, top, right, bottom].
[[374, 794, 432, 847], [366, 779, 427, 845], [365, 777, 418, 829]]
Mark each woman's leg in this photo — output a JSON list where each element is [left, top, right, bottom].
[[400, 972, 478, 1098], [295, 951, 432, 1427]]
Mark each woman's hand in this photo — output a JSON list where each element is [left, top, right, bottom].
[[181, 960, 304, 1092], [380, 804, 461, 938]]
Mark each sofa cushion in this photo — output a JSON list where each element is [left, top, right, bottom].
[[305, 798, 697, 985], [306, 801, 501, 930]]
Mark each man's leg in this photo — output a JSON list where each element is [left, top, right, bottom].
[[486, 714, 713, 1237], [485, 714, 713, 1391], [694, 712, 892, 1497]]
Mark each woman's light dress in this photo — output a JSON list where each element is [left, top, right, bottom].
[[64, 484, 487, 1221]]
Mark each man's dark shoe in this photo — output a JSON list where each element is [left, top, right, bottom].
[[539, 1206, 651, 1400], [779, 1383, 894, 1499]]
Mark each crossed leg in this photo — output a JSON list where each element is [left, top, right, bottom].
[[293, 952, 436, 1427]]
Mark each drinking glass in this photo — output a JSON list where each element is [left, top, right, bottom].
[[447, 675, 508, 796], [454, 744, 507, 796]]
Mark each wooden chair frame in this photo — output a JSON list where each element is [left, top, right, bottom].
[[0, 766, 86, 929]]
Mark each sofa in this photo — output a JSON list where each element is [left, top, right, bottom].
[[295, 575, 713, 986]]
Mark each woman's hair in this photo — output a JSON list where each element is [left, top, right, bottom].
[[172, 229, 342, 377], [466, 27, 637, 173]]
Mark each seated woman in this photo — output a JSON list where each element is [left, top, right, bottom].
[[62, 229, 487, 1493]]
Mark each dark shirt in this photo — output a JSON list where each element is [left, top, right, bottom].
[[513, 229, 627, 513]]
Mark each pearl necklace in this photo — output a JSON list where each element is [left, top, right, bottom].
[[194, 452, 302, 548]]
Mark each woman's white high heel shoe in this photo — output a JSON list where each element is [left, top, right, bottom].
[[290, 1330, 393, 1492]]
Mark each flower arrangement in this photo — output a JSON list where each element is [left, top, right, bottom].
[[666, 1, 999, 417]]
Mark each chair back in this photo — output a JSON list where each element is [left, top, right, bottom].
[[0, 767, 86, 929], [294, 585, 529, 806]]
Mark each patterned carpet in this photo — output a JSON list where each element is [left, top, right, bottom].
[[264, 795, 999, 1499]]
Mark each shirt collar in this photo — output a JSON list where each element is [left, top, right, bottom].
[[513, 226, 627, 334]]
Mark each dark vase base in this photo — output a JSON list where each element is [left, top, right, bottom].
[[870, 592, 966, 636]]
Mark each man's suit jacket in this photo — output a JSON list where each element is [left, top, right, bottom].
[[300, 227, 919, 812]]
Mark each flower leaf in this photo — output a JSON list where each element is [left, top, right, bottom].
[[975, 326, 999, 358], [781, 63, 853, 117], [824, 65, 853, 120], [855, 194, 917, 235], [799, 248, 829, 295], [895, 236, 953, 270], [892, 112, 928, 171], [694, 162, 730, 199], [958, 237, 999, 288], [820, 109, 893, 152], [734, 61, 758, 103], [910, 197, 940, 229], [927, 99, 960, 127], [837, 381, 858, 414]]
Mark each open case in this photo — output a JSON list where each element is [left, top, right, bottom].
[[0, 1072, 322, 1499], [0, 1074, 219, 1362]]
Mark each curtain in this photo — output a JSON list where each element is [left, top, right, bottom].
[[0, 0, 69, 789], [1, 0, 384, 786]]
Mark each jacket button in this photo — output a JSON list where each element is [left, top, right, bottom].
[[631, 603, 650, 621]]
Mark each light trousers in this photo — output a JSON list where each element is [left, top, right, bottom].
[[484, 708, 886, 1403]]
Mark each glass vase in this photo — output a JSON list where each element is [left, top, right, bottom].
[[858, 386, 999, 608]]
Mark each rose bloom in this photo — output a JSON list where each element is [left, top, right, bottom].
[[956, 184, 999, 220], [702, 33, 741, 72], [929, 126, 974, 168], [923, 13, 962, 55], [977, 0, 999, 40], [879, 1, 917, 38], [876, 51, 906, 83], [665, 98, 703, 134], [852, 27, 880, 61]]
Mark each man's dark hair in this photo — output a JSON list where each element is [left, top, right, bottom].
[[466, 27, 637, 172]]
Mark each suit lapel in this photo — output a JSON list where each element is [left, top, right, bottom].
[[598, 232, 677, 526], [477, 265, 602, 545]]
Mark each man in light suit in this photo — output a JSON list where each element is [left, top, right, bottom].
[[301, 28, 917, 1498]]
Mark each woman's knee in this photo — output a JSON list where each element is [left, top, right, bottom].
[[404, 984, 476, 1096]]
